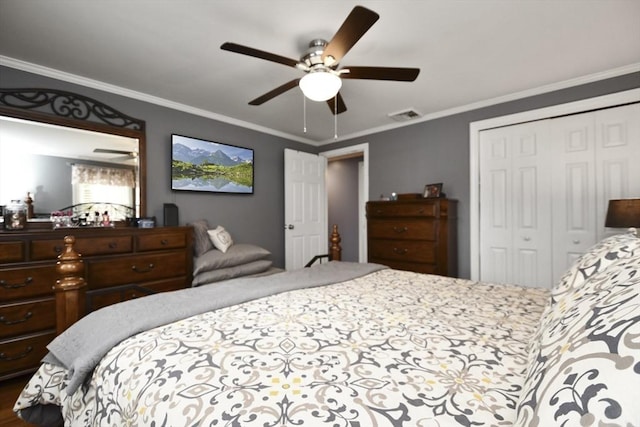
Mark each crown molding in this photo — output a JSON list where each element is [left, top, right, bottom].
[[320, 62, 640, 144], [0, 56, 314, 145], [3, 55, 638, 147]]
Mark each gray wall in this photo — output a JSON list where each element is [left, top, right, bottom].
[[323, 72, 640, 278], [3, 65, 638, 276], [1, 65, 311, 268], [327, 157, 361, 261]]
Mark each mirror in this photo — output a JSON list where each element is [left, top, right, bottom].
[[0, 88, 146, 224]]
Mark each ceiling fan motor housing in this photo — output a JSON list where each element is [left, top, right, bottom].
[[303, 39, 331, 67]]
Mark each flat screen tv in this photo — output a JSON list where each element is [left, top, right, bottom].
[[171, 134, 254, 194]]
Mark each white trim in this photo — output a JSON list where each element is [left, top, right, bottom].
[[3, 55, 638, 147], [320, 143, 369, 262], [469, 88, 640, 281]]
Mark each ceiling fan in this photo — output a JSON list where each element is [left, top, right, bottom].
[[93, 148, 138, 162], [221, 5, 420, 115]]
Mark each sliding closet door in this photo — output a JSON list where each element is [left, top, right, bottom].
[[479, 121, 552, 287], [480, 102, 640, 288], [550, 104, 640, 281]]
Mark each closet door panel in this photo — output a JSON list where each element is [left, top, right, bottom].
[[595, 104, 640, 239], [479, 129, 512, 283], [511, 123, 552, 287], [550, 112, 596, 283], [479, 122, 552, 287]]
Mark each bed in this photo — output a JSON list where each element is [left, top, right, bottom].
[[14, 231, 640, 426]]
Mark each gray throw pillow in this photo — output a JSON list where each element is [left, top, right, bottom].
[[189, 219, 214, 257]]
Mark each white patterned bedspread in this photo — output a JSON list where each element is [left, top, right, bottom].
[[16, 269, 548, 426]]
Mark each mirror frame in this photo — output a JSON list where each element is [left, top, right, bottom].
[[0, 88, 146, 219]]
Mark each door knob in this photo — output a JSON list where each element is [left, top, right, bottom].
[[285, 224, 294, 230]]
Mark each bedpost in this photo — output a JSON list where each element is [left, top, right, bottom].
[[330, 224, 342, 261], [54, 235, 86, 334]]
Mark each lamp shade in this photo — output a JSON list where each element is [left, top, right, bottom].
[[605, 199, 640, 228], [299, 71, 342, 102]]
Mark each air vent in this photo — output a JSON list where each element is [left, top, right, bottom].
[[387, 108, 423, 122]]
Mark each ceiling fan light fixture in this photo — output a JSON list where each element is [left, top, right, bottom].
[[299, 71, 342, 102]]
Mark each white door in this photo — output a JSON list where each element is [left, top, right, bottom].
[[479, 102, 640, 287], [550, 112, 598, 282], [284, 149, 327, 270], [479, 121, 552, 287]]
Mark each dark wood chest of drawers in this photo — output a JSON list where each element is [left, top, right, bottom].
[[0, 226, 193, 380], [366, 199, 457, 276]]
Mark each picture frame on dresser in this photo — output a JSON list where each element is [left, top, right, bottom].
[[423, 183, 443, 198]]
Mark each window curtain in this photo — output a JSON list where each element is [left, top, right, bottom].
[[71, 164, 135, 187]]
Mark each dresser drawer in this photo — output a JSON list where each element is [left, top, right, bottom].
[[31, 235, 133, 260], [0, 265, 56, 301], [0, 241, 24, 263], [367, 202, 437, 218], [369, 239, 436, 263], [0, 331, 55, 378], [87, 251, 187, 289], [368, 219, 436, 240], [0, 298, 55, 339], [137, 231, 187, 252]]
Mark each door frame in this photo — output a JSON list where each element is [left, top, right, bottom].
[[320, 143, 369, 262], [469, 88, 640, 281]]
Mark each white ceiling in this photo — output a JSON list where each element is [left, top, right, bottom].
[[0, 0, 639, 145]]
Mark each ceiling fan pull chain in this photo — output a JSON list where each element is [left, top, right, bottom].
[[334, 95, 338, 139], [303, 94, 307, 133]]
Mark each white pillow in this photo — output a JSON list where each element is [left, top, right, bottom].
[[207, 226, 234, 253]]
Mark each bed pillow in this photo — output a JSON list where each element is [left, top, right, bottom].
[[193, 243, 271, 275], [208, 226, 234, 253], [551, 230, 639, 300], [192, 259, 273, 286], [515, 252, 640, 426], [189, 219, 214, 257]]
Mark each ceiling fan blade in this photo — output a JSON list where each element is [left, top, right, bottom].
[[221, 42, 300, 68], [341, 66, 420, 81], [249, 79, 301, 105], [322, 6, 379, 65], [94, 148, 133, 155], [326, 92, 347, 115]]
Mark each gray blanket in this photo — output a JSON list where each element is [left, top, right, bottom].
[[46, 261, 386, 395]]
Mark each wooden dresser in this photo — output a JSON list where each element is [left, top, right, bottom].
[[0, 226, 193, 381], [366, 199, 457, 276]]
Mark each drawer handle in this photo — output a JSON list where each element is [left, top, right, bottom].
[[108, 242, 118, 249], [1, 277, 33, 289], [393, 226, 408, 233], [53, 245, 63, 254], [0, 346, 33, 362], [375, 209, 382, 214], [392, 248, 408, 255], [0, 312, 33, 325], [160, 239, 169, 245], [132, 263, 155, 273]]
